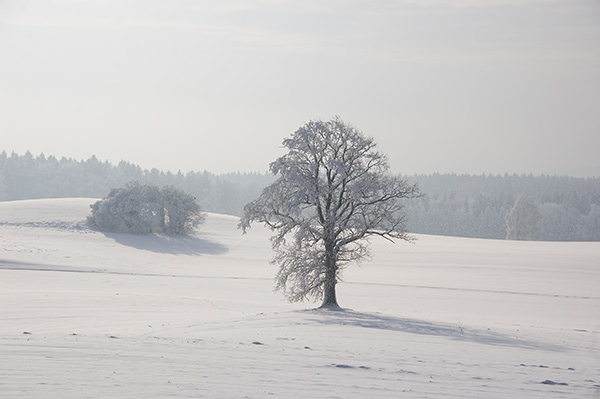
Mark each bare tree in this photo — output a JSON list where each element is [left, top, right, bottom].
[[239, 117, 420, 309]]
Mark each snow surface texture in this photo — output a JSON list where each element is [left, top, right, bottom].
[[1, 198, 599, 398]]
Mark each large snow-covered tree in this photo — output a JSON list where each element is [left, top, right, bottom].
[[239, 117, 420, 309]]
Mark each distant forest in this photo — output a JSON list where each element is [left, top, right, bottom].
[[1, 151, 599, 241]]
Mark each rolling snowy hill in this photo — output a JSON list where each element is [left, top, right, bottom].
[[1, 198, 599, 398]]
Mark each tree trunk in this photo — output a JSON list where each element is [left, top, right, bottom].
[[320, 278, 339, 309], [320, 240, 341, 309]]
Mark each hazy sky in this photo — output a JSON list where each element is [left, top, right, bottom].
[[1, 0, 599, 177]]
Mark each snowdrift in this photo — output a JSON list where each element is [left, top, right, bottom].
[[1, 198, 599, 398]]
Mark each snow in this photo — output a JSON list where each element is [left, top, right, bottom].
[[1, 198, 599, 398]]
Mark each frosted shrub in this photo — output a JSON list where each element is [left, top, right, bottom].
[[88, 182, 204, 235]]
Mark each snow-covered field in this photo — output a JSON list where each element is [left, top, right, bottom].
[[1, 198, 599, 398]]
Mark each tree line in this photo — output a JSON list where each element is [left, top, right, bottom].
[[0, 150, 272, 217], [401, 173, 600, 241], [1, 150, 598, 241]]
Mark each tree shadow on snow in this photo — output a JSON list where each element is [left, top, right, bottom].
[[102, 232, 228, 255], [303, 309, 566, 352]]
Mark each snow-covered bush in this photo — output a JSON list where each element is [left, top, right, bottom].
[[88, 182, 204, 235]]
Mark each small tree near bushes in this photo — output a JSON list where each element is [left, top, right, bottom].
[[505, 196, 541, 240], [88, 181, 204, 235]]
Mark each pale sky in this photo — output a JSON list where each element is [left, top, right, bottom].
[[1, 0, 599, 177]]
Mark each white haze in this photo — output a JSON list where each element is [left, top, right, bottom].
[[1, 0, 599, 177], [0, 198, 599, 397]]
